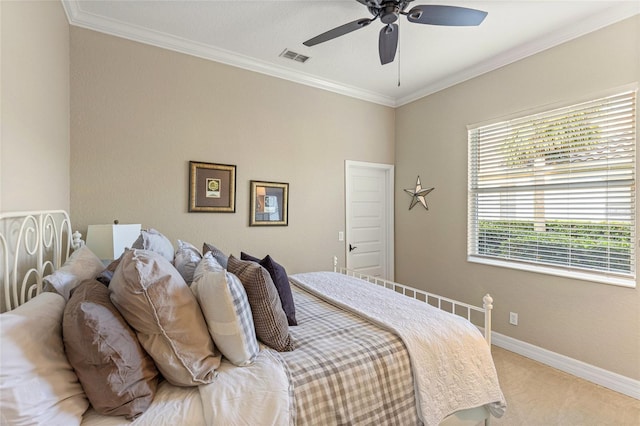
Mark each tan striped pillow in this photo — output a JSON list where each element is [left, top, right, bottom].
[[227, 255, 293, 352]]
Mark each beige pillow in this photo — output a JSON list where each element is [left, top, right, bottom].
[[227, 255, 293, 352], [63, 280, 159, 419], [109, 249, 221, 386], [0, 292, 88, 425], [43, 245, 105, 300]]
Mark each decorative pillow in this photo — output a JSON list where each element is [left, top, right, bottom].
[[174, 240, 202, 285], [202, 242, 228, 269], [43, 245, 105, 301], [109, 249, 221, 386], [191, 253, 259, 366], [132, 228, 174, 262], [63, 279, 159, 419], [0, 292, 88, 425], [96, 253, 123, 285], [241, 252, 297, 326], [227, 255, 293, 352]]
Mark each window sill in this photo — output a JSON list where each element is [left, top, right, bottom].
[[467, 255, 636, 288]]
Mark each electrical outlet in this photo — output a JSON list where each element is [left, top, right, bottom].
[[509, 312, 518, 326]]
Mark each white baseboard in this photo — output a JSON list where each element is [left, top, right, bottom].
[[491, 331, 640, 400]]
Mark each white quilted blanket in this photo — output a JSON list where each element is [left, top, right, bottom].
[[290, 272, 506, 426]]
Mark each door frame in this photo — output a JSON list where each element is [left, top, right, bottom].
[[345, 160, 395, 280]]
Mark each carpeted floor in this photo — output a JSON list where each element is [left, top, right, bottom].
[[490, 346, 640, 425]]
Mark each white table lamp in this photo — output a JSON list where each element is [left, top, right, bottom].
[[86, 222, 141, 262]]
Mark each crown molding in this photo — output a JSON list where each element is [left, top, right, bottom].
[[61, 1, 396, 107], [395, 3, 640, 106], [62, 1, 638, 109]]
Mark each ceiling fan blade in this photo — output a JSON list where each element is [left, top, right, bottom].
[[303, 18, 373, 47], [378, 24, 398, 65], [406, 5, 487, 26]]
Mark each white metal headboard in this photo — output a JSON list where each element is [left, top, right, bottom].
[[0, 210, 78, 312]]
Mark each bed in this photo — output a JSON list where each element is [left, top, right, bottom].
[[0, 210, 506, 426]]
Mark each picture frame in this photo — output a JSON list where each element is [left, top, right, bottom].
[[250, 181, 289, 226], [189, 161, 236, 213]]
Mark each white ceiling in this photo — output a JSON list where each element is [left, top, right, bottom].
[[62, 1, 639, 107]]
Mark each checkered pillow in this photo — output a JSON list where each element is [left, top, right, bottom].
[[191, 253, 260, 366], [240, 252, 297, 326], [202, 242, 228, 269], [227, 255, 293, 352]]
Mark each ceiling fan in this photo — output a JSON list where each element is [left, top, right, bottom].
[[303, 0, 488, 65]]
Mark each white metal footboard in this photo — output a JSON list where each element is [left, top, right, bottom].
[[333, 262, 493, 347]]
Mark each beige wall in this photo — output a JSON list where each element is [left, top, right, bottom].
[[395, 16, 640, 379], [6, 1, 637, 381], [70, 27, 394, 274], [1, 0, 69, 212]]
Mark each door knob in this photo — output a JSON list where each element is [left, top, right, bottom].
[[349, 244, 358, 252]]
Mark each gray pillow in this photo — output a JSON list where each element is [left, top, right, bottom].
[[43, 245, 105, 301], [202, 242, 228, 269], [174, 240, 202, 285], [109, 249, 221, 386], [132, 228, 174, 262], [227, 255, 293, 352], [63, 280, 158, 419], [191, 253, 259, 366]]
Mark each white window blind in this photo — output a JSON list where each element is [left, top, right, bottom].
[[468, 89, 636, 286]]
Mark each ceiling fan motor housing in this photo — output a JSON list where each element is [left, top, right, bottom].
[[369, 1, 409, 24], [380, 5, 399, 24]]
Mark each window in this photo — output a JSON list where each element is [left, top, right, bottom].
[[468, 89, 636, 287]]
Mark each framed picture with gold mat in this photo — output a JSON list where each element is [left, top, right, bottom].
[[189, 161, 236, 213], [250, 180, 288, 226]]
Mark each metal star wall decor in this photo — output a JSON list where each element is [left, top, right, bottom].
[[404, 176, 434, 210]]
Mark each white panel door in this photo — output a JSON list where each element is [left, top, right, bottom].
[[345, 161, 394, 280]]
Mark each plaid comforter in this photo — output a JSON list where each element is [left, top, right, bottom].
[[276, 285, 421, 426]]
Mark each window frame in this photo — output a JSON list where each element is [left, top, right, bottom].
[[467, 86, 637, 288]]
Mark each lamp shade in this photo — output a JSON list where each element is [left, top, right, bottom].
[[86, 224, 141, 261]]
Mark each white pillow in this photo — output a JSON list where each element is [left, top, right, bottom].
[[132, 228, 174, 262], [191, 253, 259, 366], [43, 245, 104, 301], [0, 292, 89, 425], [174, 240, 202, 285]]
